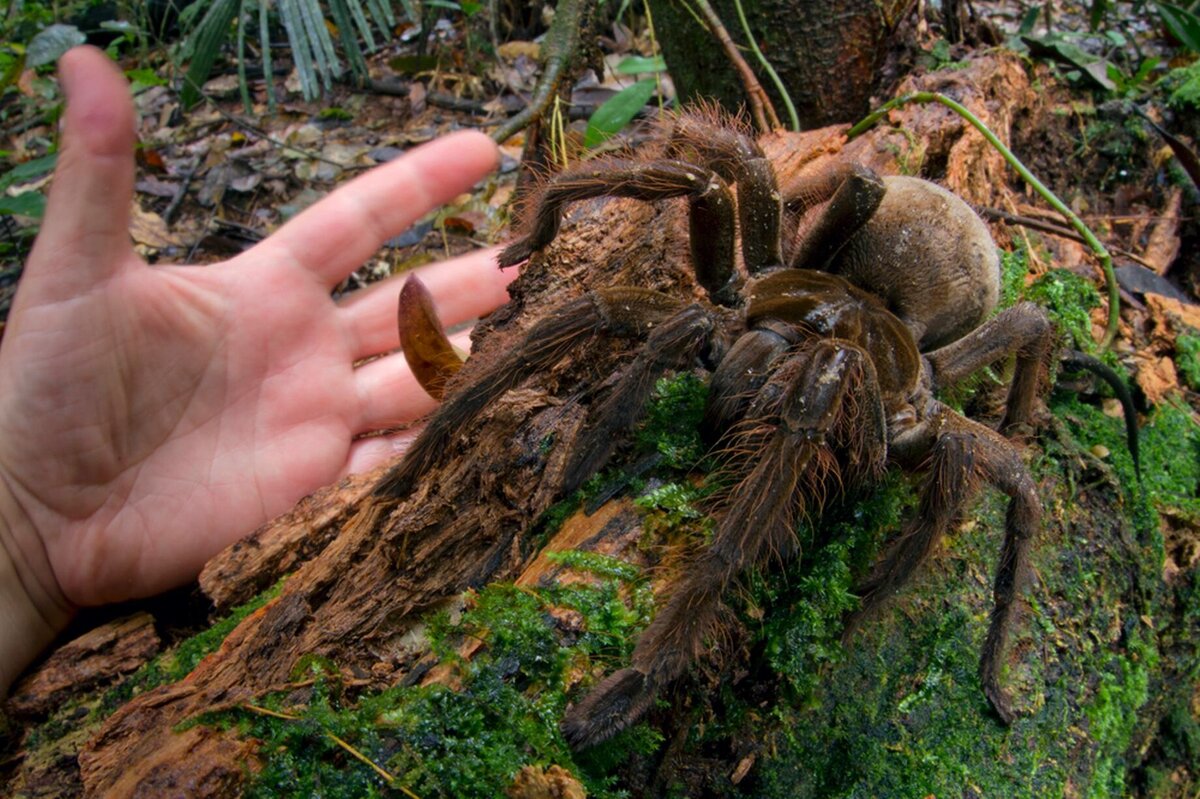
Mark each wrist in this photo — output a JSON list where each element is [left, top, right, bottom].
[[0, 477, 72, 696]]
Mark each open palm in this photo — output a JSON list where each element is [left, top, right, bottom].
[[0, 47, 513, 614]]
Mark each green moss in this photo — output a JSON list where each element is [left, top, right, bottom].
[[1085, 633, 1158, 798], [1027, 268, 1102, 352], [999, 245, 1031, 311], [633, 480, 714, 542], [1176, 331, 1200, 391], [633, 372, 709, 468], [1163, 60, 1200, 111], [233, 553, 656, 798], [756, 477, 912, 701], [737, 387, 1200, 797], [92, 580, 285, 721]]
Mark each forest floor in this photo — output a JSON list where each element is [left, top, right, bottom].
[[1, 2, 1199, 797]]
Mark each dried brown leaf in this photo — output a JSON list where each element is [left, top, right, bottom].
[[1134, 352, 1179, 405]]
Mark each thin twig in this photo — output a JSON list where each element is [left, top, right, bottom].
[[730, 0, 796, 130], [193, 90, 346, 168], [162, 158, 200, 227], [240, 703, 421, 799], [688, 0, 778, 133], [979, 206, 1160, 272]]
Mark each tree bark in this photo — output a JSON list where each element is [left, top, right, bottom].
[[649, 0, 913, 128]]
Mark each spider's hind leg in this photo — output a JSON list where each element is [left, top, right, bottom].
[[848, 407, 1040, 725]]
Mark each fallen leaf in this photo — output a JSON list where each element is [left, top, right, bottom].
[[136, 147, 167, 172], [202, 73, 241, 97], [1133, 353, 1179, 405], [135, 176, 179, 198], [130, 202, 184, 251], [497, 40, 541, 61], [731, 754, 756, 784], [1145, 292, 1200, 334], [441, 215, 477, 235]]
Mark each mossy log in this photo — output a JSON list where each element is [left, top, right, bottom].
[[4, 54, 1199, 798]]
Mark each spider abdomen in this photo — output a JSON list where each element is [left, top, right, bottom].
[[827, 175, 1001, 351]]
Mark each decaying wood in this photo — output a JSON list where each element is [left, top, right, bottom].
[[16, 54, 1053, 796], [7, 614, 159, 719]]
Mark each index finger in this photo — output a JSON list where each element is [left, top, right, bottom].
[[251, 131, 499, 287]]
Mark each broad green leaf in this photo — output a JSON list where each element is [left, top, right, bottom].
[[1021, 33, 1115, 89], [1157, 1, 1200, 51], [615, 55, 666, 74], [0, 154, 56, 188], [0, 191, 47, 218], [585, 79, 656, 148], [26, 24, 86, 68], [1017, 4, 1041, 34], [99, 20, 137, 33], [125, 67, 167, 92]]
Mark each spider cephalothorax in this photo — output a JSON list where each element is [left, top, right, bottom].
[[378, 111, 1054, 749]]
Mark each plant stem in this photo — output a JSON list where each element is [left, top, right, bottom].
[[730, 0, 798, 131]]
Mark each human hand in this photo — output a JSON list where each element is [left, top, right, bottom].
[[0, 46, 513, 690]]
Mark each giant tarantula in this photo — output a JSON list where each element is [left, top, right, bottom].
[[378, 112, 1056, 749]]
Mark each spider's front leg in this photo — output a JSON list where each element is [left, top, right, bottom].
[[498, 158, 743, 305], [562, 337, 888, 749]]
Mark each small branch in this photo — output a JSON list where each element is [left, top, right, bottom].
[[491, 0, 595, 144], [979, 206, 1161, 272], [730, 0, 797, 130], [849, 92, 1121, 351], [162, 159, 200, 227]]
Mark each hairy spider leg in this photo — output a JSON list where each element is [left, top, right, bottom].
[[848, 407, 1040, 725], [787, 164, 886, 270], [561, 340, 888, 749], [497, 158, 742, 306], [922, 301, 1055, 433], [557, 304, 716, 495], [374, 287, 683, 498], [397, 274, 466, 401], [664, 113, 783, 272]]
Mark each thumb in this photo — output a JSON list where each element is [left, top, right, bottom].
[[26, 46, 137, 292]]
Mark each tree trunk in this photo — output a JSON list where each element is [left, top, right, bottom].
[[649, 0, 912, 128]]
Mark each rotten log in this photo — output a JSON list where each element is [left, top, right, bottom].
[[5, 53, 1198, 798]]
